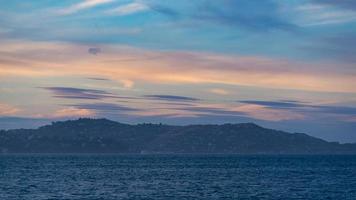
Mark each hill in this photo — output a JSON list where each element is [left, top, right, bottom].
[[0, 118, 355, 154]]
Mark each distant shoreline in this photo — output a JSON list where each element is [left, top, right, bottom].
[[1, 118, 356, 154]]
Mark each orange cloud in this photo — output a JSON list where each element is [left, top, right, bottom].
[[120, 79, 134, 89], [0, 103, 20, 115], [53, 107, 94, 118], [235, 104, 305, 121], [0, 40, 355, 93], [209, 88, 230, 95], [133, 102, 305, 121]]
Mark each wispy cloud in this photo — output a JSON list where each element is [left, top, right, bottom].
[[177, 106, 244, 116], [107, 2, 149, 16], [302, 34, 356, 63], [53, 107, 94, 118], [71, 103, 140, 114], [87, 77, 111, 81], [41, 87, 135, 100], [151, 0, 296, 31], [0, 103, 20, 116], [167, 102, 304, 121], [42, 87, 112, 100], [88, 47, 101, 55], [1, 40, 355, 93], [148, 4, 180, 19], [236, 104, 305, 121], [57, 0, 114, 15], [295, 2, 356, 26], [144, 95, 200, 102], [239, 100, 356, 118], [239, 100, 307, 109], [208, 88, 229, 95], [120, 79, 134, 89], [311, 0, 356, 11]]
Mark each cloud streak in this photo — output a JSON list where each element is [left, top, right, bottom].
[[208, 88, 229, 95], [239, 100, 307, 109], [1, 40, 354, 93], [53, 107, 94, 118], [295, 2, 356, 26], [70, 103, 140, 114], [88, 47, 101, 55], [87, 77, 111, 81], [302, 34, 356, 63], [0, 103, 20, 115], [239, 100, 356, 117], [312, 0, 356, 11], [41, 87, 136, 100], [176, 106, 244, 116], [150, 0, 296, 31], [167, 102, 305, 121], [107, 2, 149, 16], [57, 0, 114, 15], [144, 95, 200, 102]]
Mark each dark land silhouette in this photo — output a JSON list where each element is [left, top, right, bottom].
[[1, 118, 355, 154]]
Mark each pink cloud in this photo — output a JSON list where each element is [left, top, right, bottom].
[[0, 40, 355, 93], [0, 103, 20, 115]]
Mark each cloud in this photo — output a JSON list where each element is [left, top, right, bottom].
[[201, 0, 296, 31], [120, 79, 134, 89], [295, 2, 356, 26], [148, 4, 180, 19], [144, 95, 200, 102], [107, 2, 149, 16], [312, 0, 356, 11], [151, 0, 296, 31], [71, 103, 139, 113], [302, 34, 356, 62], [53, 107, 94, 118], [1, 40, 355, 93], [239, 100, 306, 109], [41, 87, 135, 100], [177, 106, 244, 116], [42, 87, 112, 100], [87, 77, 111, 81], [239, 100, 356, 116], [208, 88, 229, 95], [0, 103, 20, 115], [316, 105, 356, 115], [167, 102, 304, 121], [88, 47, 101, 55], [57, 0, 114, 15], [159, 102, 195, 106], [236, 104, 305, 121]]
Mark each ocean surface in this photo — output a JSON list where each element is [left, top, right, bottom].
[[0, 155, 356, 200]]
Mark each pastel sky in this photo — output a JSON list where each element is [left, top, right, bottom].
[[1, 0, 356, 142]]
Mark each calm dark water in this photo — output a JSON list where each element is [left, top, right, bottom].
[[0, 155, 356, 200]]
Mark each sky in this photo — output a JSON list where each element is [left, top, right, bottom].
[[0, 0, 356, 142]]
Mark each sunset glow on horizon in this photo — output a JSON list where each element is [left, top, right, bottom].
[[1, 0, 356, 142]]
